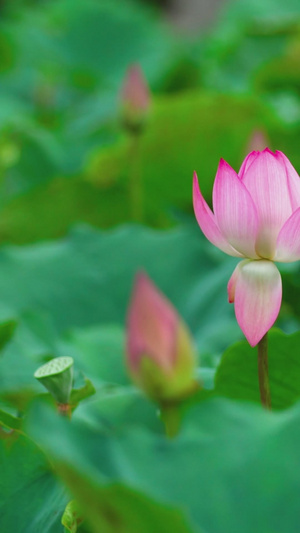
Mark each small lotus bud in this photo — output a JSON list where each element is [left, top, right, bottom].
[[126, 272, 196, 403], [34, 356, 74, 405], [246, 129, 269, 154], [120, 64, 150, 134]]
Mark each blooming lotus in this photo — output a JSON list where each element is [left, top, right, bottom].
[[126, 272, 196, 402], [193, 148, 300, 346]]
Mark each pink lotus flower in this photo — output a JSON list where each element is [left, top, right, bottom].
[[193, 148, 300, 346], [126, 272, 196, 402], [120, 64, 150, 131]]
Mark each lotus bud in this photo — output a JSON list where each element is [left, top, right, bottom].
[[126, 272, 196, 403], [246, 129, 269, 154], [34, 356, 74, 405], [120, 64, 150, 134]]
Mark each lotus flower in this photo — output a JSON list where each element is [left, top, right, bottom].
[[120, 64, 150, 132], [126, 272, 196, 402], [193, 148, 300, 346]]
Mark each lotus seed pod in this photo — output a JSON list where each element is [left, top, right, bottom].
[[34, 356, 74, 404]]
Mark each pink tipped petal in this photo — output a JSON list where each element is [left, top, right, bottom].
[[212, 160, 259, 258], [276, 151, 300, 211], [227, 260, 248, 303], [238, 151, 259, 179], [233, 260, 282, 347], [127, 273, 177, 372], [242, 149, 293, 258], [275, 207, 300, 262], [193, 173, 242, 257]]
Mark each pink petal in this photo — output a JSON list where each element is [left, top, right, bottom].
[[212, 159, 259, 258], [242, 148, 293, 258], [238, 151, 259, 179], [276, 151, 300, 211], [275, 207, 300, 262], [193, 172, 242, 257], [227, 260, 247, 303], [126, 272, 177, 372], [233, 260, 282, 347]]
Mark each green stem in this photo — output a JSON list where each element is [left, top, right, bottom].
[[128, 132, 143, 223], [160, 403, 180, 438], [257, 333, 271, 409], [57, 403, 72, 419]]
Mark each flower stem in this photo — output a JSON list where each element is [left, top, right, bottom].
[[128, 131, 143, 223], [160, 403, 180, 438], [257, 333, 271, 409], [57, 403, 72, 418]]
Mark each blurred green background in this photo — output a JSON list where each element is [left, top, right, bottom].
[[3, 1, 300, 532], [1, 0, 300, 241]]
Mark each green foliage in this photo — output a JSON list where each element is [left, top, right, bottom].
[[0, 434, 67, 532], [25, 397, 300, 533], [215, 330, 300, 409], [60, 477, 193, 533], [0, 0, 299, 239], [1, 0, 300, 531], [0, 408, 22, 431], [0, 92, 274, 241], [0, 224, 238, 353], [0, 320, 17, 352], [61, 500, 84, 533]]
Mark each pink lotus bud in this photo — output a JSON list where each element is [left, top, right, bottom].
[[193, 148, 300, 346], [245, 129, 269, 154], [120, 64, 150, 133], [126, 272, 196, 402]]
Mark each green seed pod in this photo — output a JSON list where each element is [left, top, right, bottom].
[[34, 356, 74, 404]]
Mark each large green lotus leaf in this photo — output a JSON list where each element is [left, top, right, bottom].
[[27, 397, 300, 533], [63, 325, 129, 388], [0, 312, 63, 405], [250, 37, 300, 150], [0, 125, 65, 205], [1, 421, 194, 533], [216, 0, 300, 25], [0, 117, 65, 209], [215, 329, 300, 409], [0, 319, 16, 354], [254, 38, 300, 97], [0, 434, 67, 532], [2, 0, 176, 113], [0, 174, 131, 243], [0, 0, 180, 211], [57, 471, 195, 533], [88, 92, 269, 204], [200, 0, 300, 92], [280, 263, 300, 323], [0, 432, 193, 533], [0, 92, 271, 240], [52, 0, 174, 87], [73, 386, 163, 434], [0, 225, 239, 356]]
